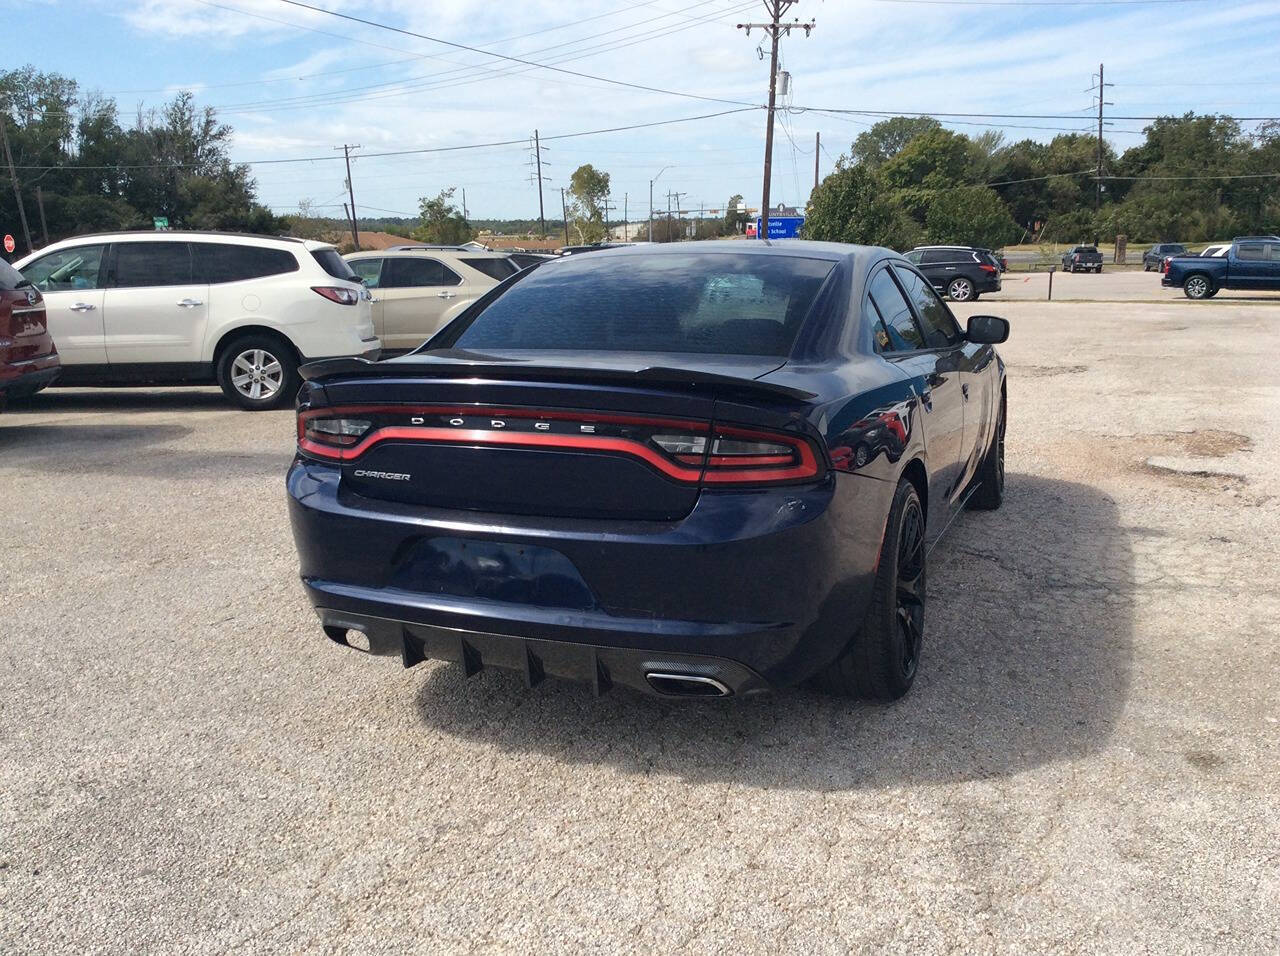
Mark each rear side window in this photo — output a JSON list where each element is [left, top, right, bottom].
[[893, 265, 961, 348], [382, 257, 462, 288], [0, 258, 29, 291], [112, 242, 193, 288], [348, 258, 384, 288], [1237, 243, 1265, 261], [194, 243, 298, 283], [867, 268, 924, 352], [23, 245, 107, 292], [920, 250, 955, 265], [450, 252, 835, 357], [310, 249, 357, 280], [461, 257, 518, 281]]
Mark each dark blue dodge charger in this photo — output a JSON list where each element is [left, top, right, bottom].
[[287, 241, 1008, 700]]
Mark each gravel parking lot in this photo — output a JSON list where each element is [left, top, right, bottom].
[[991, 267, 1280, 302], [3, 297, 1278, 953]]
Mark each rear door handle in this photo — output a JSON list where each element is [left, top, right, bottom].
[[436, 291, 458, 299], [70, 302, 97, 312], [177, 298, 203, 308]]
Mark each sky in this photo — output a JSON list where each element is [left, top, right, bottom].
[[8, 0, 1280, 222]]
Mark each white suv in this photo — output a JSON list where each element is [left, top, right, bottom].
[[15, 231, 379, 409], [345, 249, 518, 354]]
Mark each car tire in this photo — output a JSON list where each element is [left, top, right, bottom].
[[1144, 261, 1152, 272], [814, 477, 926, 701], [1183, 274, 1213, 300], [216, 334, 300, 410], [947, 277, 974, 302], [966, 392, 1005, 511]]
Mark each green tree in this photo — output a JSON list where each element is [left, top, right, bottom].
[[851, 116, 942, 168], [925, 186, 1019, 248], [723, 193, 747, 234], [413, 188, 471, 244], [567, 163, 610, 243], [803, 161, 921, 250]]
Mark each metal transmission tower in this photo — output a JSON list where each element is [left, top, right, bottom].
[[1088, 64, 1114, 212], [738, 1, 813, 239], [335, 143, 361, 249], [528, 130, 551, 237]]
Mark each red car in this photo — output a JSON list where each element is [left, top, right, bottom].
[[0, 258, 59, 408]]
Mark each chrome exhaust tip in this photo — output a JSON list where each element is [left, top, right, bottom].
[[645, 672, 732, 698]]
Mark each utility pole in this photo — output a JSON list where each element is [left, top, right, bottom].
[[336, 143, 361, 249], [531, 130, 547, 237], [1090, 63, 1113, 213], [602, 196, 615, 241], [814, 131, 820, 192], [461, 187, 468, 233], [560, 187, 570, 245], [623, 193, 628, 242], [0, 111, 33, 254], [648, 166, 671, 242], [35, 185, 49, 248], [738, 2, 813, 240]]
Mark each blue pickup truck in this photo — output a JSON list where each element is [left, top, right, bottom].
[[1163, 237, 1280, 299]]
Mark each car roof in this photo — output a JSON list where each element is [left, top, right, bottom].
[[22, 231, 333, 254], [580, 238, 894, 267], [346, 249, 511, 260]]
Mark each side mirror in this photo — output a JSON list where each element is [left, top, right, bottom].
[[966, 314, 1009, 344]]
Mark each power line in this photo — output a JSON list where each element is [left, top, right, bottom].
[[200, 0, 755, 116], [8, 107, 760, 171], [796, 107, 1280, 121], [867, 0, 1212, 5], [271, 0, 759, 109]]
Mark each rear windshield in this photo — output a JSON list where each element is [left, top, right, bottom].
[[462, 257, 518, 281], [450, 252, 836, 357], [0, 258, 29, 291], [311, 248, 356, 280]]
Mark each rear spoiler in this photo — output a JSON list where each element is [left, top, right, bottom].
[[299, 355, 816, 401]]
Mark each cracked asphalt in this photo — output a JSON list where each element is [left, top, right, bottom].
[[2, 295, 1278, 953]]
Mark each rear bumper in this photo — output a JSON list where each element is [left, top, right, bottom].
[[287, 459, 893, 695], [0, 353, 60, 397]]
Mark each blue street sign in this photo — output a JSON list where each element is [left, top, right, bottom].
[[755, 216, 804, 239]]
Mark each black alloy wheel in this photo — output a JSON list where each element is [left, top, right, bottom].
[[895, 495, 926, 681]]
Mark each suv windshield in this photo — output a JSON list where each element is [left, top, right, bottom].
[[449, 252, 835, 357], [311, 248, 356, 280]]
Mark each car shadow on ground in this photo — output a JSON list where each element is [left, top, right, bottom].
[[411, 475, 1133, 790], [9, 387, 232, 412]]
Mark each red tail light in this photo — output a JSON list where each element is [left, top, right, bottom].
[[297, 406, 823, 486], [1162, 258, 1171, 273], [979, 263, 997, 274], [312, 286, 360, 305]]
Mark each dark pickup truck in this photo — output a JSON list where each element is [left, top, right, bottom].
[[1061, 245, 1103, 273], [1163, 239, 1280, 299]]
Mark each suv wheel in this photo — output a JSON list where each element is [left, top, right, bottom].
[[947, 277, 974, 301], [216, 335, 299, 410]]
